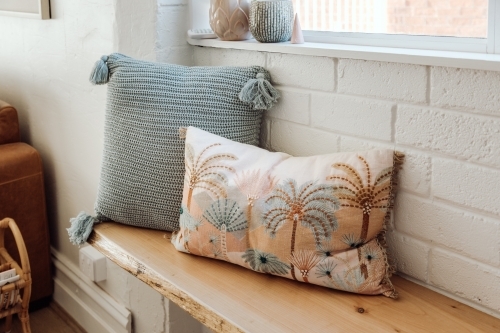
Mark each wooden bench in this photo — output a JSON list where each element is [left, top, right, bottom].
[[89, 222, 500, 333]]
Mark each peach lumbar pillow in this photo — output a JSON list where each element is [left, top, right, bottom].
[[172, 127, 403, 298]]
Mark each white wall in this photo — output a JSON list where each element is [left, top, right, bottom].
[[0, 0, 204, 332], [194, 47, 500, 317]]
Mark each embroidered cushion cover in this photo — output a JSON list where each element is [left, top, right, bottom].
[[172, 127, 404, 297], [67, 53, 280, 245]]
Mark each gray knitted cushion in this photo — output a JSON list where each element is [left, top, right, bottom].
[[67, 53, 280, 245]]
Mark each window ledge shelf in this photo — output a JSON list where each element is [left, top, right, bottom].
[[187, 37, 500, 71]]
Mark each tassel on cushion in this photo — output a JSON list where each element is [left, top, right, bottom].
[[239, 72, 280, 110], [67, 212, 100, 245], [89, 55, 110, 85]]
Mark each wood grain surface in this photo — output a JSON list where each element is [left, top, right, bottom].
[[88, 222, 500, 333]]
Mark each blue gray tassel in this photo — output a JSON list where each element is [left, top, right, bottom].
[[239, 72, 280, 110], [89, 55, 109, 85], [67, 212, 100, 245]]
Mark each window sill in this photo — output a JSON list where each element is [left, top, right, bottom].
[[187, 37, 500, 71]]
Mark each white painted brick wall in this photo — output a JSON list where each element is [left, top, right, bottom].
[[194, 47, 500, 317]]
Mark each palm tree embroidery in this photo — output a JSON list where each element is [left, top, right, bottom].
[[315, 260, 337, 280], [184, 143, 237, 209], [198, 232, 221, 258], [263, 179, 340, 281], [234, 170, 277, 222], [203, 198, 247, 260], [178, 205, 203, 252], [242, 249, 290, 275], [323, 252, 366, 292], [288, 250, 321, 283], [327, 156, 392, 278], [316, 243, 339, 261], [341, 234, 364, 249], [315, 243, 387, 294]]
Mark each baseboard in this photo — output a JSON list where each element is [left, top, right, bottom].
[[51, 248, 132, 333]]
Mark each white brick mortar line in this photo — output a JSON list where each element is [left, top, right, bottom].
[[430, 196, 500, 221], [333, 58, 338, 93], [392, 224, 499, 268], [425, 66, 431, 105], [396, 102, 500, 120], [394, 143, 500, 172]]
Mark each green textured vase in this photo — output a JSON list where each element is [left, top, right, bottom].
[[249, 1, 294, 43]]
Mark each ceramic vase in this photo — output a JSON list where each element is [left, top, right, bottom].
[[249, 0, 294, 43], [291, 13, 304, 44], [209, 0, 252, 41]]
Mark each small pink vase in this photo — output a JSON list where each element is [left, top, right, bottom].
[[291, 13, 304, 44]]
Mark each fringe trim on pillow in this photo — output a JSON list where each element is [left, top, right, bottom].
[[89, 53, 128, 85], [89, 55, 110, 85], [377, 151, 405, 299], [239, 72, 280, 110], [179, 127, 187, 139], [67, 212, 101, 246]]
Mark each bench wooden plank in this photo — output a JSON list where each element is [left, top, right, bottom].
[[88, 222, 500, 333]]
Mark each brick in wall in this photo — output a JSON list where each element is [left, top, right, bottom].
[[270, 120, 339, 156], [268, 87, 310, 125], [338, 59, 427, 103], [193, 47, 266, 67], [395, 193, 500, 265], [267, 53, 335, 91], [433, 158, 500, 216], [396, 105, 500, 168], [431, 66, 500, 116], [311, 93, 393, 141]]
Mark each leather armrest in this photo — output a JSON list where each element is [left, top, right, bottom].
[[0, 100, 20, 145]]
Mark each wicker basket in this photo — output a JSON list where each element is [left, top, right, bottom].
[[0, 218, 31, 333]]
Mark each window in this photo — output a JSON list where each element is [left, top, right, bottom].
[[291, 0, 498, 53]]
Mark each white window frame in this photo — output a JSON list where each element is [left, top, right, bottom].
[[300, 0, 498, 54], [187, 0, 500, 71]]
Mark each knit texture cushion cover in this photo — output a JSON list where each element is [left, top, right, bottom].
[[68, 53, 280, 245], [172, 127, 404, 298]]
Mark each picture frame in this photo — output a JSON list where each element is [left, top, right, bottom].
[[0, 0, 50, 20]]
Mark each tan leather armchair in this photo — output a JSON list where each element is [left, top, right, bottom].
[[0, 100, 53, 307]]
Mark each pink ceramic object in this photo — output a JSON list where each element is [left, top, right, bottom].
[[209, 0, 252, 41], [291, 13, 304, 44]]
